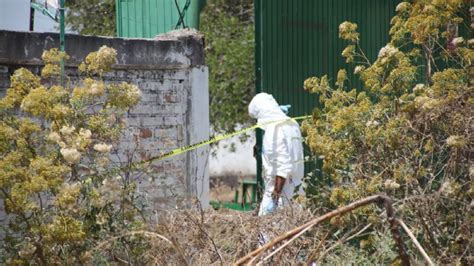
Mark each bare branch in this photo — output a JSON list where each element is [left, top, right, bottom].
[[397, 219, 435, 266], [234, 194, 410, 266]]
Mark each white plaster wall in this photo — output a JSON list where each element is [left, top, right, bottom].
[[209, 133, 256, 177], [189, 66, 210, 209]]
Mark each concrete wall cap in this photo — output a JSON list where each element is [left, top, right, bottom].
[[155, 28, 204, 41], [0, 30, 205, 69]]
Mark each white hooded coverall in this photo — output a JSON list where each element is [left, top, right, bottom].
[[248, 93, 305, 216]]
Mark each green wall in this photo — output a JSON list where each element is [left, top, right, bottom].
[[116, 0, 205, 38], [255, 0, 401, 116], [254, 0, 401, 188]]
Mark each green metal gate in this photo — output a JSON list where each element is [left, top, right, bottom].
[[254, 0, 401, 192], [116, 0, 206, 38], [255, 0, 401, 114]]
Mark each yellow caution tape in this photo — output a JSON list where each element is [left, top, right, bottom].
[[136, 115, 312, 166]]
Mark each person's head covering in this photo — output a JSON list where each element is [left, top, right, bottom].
[[248, 93, 288, 127]]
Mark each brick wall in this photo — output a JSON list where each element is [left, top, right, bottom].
[[0, 30, 210, 222]]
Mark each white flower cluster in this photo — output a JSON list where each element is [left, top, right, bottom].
[[339, 21, 352, 33], [365, 120, 380, 127], [338, 21, 359, 42], [89, 81, 105, 96], [354, 65, 365, 75], [51, 123, 113, 163], [126, 84, 141, 99], [74, 128, 92, 149], [53, 126, 93, 163], [378, 44, 399, 59], [452, 37, 464, 46], [395, 2, 410, 13], [60, 125, 75, 135], [48, 132, 61, 143], [412, 84, 425, 93], [79, 128, 92, 139], [97, 45, 116, 59], [60, 147, 81, 163], [384, 179, 400, 190], [94, 143, 113, 153], [446, 135, 465, 148], [440, 181, 458, 196]]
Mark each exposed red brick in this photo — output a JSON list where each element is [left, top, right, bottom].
[[139, 128, 153, 138], [164, 93, 178, 103]]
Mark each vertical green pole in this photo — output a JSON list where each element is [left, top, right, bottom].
[[115, 0, 121, 36], [59, 0, 65, 87], [29, 1, 35, 31], [254, 0, 263, 201]]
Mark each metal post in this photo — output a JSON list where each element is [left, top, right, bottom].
[[59, 0, 65, 87], [29, 1, 35, 31], [115, 0, 121, 36], [254, 0, 263, 200]]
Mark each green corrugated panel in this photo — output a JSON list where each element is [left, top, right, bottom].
[[256, 0, 401, 116], [116, 0, 204, 38], [254, 0, 401, 186]]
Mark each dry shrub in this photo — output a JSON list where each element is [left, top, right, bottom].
[[86, 204, 325, 265], [147, 205, 317, 265], [89, 202, 408, 265]]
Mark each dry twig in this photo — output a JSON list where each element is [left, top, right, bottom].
[[90, 230, 172, 253], [234, 194, 410, 266], [397, 219, 435, 266]]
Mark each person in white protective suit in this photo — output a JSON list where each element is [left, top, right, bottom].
[[248, 93, 305, 216]]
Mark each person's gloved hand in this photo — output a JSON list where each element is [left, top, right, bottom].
[[279, 105, 291, 114], [264, 198, 279, 214]]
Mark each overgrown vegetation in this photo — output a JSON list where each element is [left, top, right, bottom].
[[302, 0, 472, 263], [200, 0, 255, 138], [0, 47, 144, 264], [66, 0, 116, 36], [1, 0, 472, 264]]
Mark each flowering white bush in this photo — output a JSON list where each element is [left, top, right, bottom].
[[377, 44, 399, 59], [452, 36, 464, 46], [60, 125, 76, 135], [93, 143, 113, 153], [354, 65, 365, 75], [0, 46, 145, 264], [60, 147, 82, 163]]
